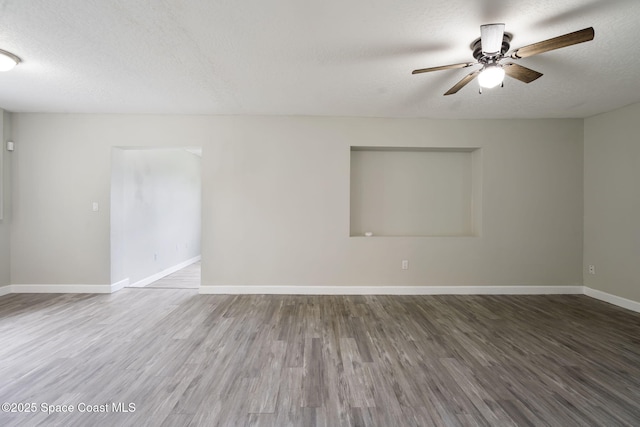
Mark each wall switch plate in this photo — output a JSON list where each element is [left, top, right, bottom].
[[6, 141, 14, 151], [401, 260, 409, 270], [92, 202, 99, 212]]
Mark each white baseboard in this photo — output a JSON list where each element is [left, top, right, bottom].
[[199, 285, 584, 296], [584, 287, 640, 314], [128, 255, 201, 288], [11, 284, 114, 294], [110, 278, 129, 293], [4, 278, 638, 316]]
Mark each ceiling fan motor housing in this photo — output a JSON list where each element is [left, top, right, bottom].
[[471, 33, 512, 63]]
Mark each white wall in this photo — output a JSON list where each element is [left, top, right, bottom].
[[9, 114, 584, 288], [111, 148, 201, 285], [584, 103, 640, 302], [0, 111, 11, 287]]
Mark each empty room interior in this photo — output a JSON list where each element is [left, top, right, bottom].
[[1, 1, 639, 426]]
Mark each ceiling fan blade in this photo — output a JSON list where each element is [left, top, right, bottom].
[[412, 62, 475, 74], [444, 70, 481, 96], [503, 63, 543, 83], [481, 23, 505, 56], [511, 27, 594, 59]]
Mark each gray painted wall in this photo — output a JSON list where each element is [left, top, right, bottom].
[[584, 103, 640, 302], [350, 149, 477, 237], [9, 114, 584, 289], [0, 111, 11, 287]]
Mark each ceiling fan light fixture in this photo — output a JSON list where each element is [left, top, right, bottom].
[[0, 49, 21, 71], [411, 25, 594, 96], [478, 65, 505, 89]]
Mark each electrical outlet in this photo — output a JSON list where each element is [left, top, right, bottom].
[[588, 265, 595, 275], [401, 260, 409, 270]]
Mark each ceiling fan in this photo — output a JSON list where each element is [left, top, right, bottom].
[[412, 24, 594, 95]]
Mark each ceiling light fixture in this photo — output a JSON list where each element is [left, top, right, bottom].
[[478, 64, 504, 89], [0, 49, 21, 71]]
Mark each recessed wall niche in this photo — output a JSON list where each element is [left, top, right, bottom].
[[350, 147, 482, 237]]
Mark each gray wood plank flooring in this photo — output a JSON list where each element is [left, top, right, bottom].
[[143, 262, 201, 289], [1, 291, 639, 426]]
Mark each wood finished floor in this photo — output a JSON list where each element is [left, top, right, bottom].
[[143, 262, 201, 289], [1, 291, 639, 427]]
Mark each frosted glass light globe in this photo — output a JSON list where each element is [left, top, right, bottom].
[[478, 65, 505, 89], [0, 50, 20, 71]]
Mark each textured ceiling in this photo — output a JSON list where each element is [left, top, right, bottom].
[[0, 0, 639, 118]]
